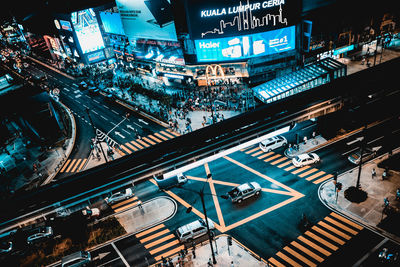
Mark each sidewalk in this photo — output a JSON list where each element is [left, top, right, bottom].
[[319, 148, 400, 240], [284, 135, 327, 158], [153, 235, 267, 267]]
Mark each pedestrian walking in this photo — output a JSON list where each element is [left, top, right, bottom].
[[372, 168, 376, 179], [231, 261, 234, 267], [303, 136, 307, 144], [384, 197, 390, 208], [396, 188, 400, 201], [207, 258, 213, 266]]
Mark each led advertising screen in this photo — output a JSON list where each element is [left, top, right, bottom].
[[115, 0, 177, 41], [131, 39, 185, 65], [87, 50, 106, 63], [60, 20, 73, 31], [99, 12, 126, 36], [71, 8, 105, 54], [185, 0, 300, 39], [195, 25, 295, 62]]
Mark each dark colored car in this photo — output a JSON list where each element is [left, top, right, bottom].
[[26, 226, 53, 245], [78, 81, 88, 90], [348, 147, 377, 165], [88, 86, 99, 95]]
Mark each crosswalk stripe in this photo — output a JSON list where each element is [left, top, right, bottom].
[[278, 160, 292, 168], [318, 221, 351, 240], [148, 135, 162, 143], [325, 217, 358, 235], [116, 149, 125, 156], [252, 150, 264, 157], [166, 129, 180, 136], [136, 224, 165, 238], [150, 240, 180, 255], [131, 140, 144, 149], [284, 165, 296, 171], [60, 159, 71, 172], [292, 165, 310, 174], [298, 168, 319, 178], [283, 246, 317, 267], [154, 132, 168, 141], [160, 130, 174, 139], [70, 159, 82, 172], [111, 196, 138, 209], [258, 151, 274, 159], [125, 142, 138, 151], [330, 213, 363, 230], [312, 226, 345, 245], [276, 251, 302, 267], [246, 147, 260, 154], [77, 159, 87, 172], [304, 231, 338, 251], [306, 171, 326, 181], [264, 154, 281, 162], [114, 201, 139, 213], [144, 234, 175, 249], [298, 236, 331, 256], [271, 157, 288, 165], [120, 144, 132, 154], [154, 245, 184, 262], [143, 137, 157, 145], [65, 159, 77, 172], [268, 257, 286, 267], [141, 229, 170, 243], [313, 174, 333, 184], [291, 241, 324, 263], [137, 139, 150, 147]]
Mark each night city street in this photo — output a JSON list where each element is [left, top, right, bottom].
[[1, 0, 400, 266]]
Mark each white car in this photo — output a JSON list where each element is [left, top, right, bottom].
[[228, 182, 262, 203], [82, 206, 100, 218], [259, 135, 287, 152], [105, 188, 133, 205], [292, 153, 320, 167], [26, 227, 53, 245]]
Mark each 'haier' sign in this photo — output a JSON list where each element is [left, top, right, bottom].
[[195, 26, 295, 62]]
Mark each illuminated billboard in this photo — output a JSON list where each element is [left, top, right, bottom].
[[60, 20, 72, 31], [86, 50, 106, 63], [195, 25, 295, 62], [185, 0, 300, 39], [131, 39, 184, 65], [99, 12, 126, 36], [115, 0, 177, 41], [71, 8, 105, 54]]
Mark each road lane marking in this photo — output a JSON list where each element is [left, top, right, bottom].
[[264, 154, 281, 162], [283, 246, 316, 267], [324, 217, 358, 235], [136, 139, 150, 147], [292, 166, 310, 174], [268, 257, 286, 267], [111, 196, 138, 209], [92, 110, 99, 115], [102, 104, 110, 109], [306, 171, 326, 181], [330, 212, 363, 230], [101, 115, 108, 121], [313, 174, 333, 184], [125, 142, 138, 151], [154, 132, 168, 141], [70, 159, 82, 173], [160, 130, 174, 139], [136, 224, 165, 238], [318, 221, 351, 240], [304, 231, 338, 251], [114, 200, 139, 213], [111, 243, 129, 267], [131, 141, 144, 149], [298, 236, 331, 256], [298, 168, 319, 178], [122, 129, 130, 135], [251, 150, 264, 157], [77, 159, 87, 172], [245, 147, 260, 154], [154, 246, 184, 262], [148, 135, 162, 143], [284, 165, 296, 171], [311, 226, 345, 245], [144, 234, 175, 249], [143, 137, 156, 145], [141, 229, 171, 244], [206, 163, 226, 228], [166, 129, 180, 136], [276, 251, 302, 267], [257, 151, 273, 159], [133, 122, 143, 128], [94, 100, 100, 104], [278, 160, 292, 168], [63, 88, 70, 92], [60, 159, 71, 172], [271, 157, 288, 165], [83, 105, 89, 109], [65, 159, 77, 172], [291, 241, 324, 262], [119, 144, 132, 154], [111, 109, 119, 114]]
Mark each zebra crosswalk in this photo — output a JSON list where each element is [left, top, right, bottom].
[[116, 129, 180, 156], [135, 224, 183, 263], [268, 212, 363, 267], [59, 158, 87, 173], [109, 195, 141, 213], [240, 146, 332, 184]]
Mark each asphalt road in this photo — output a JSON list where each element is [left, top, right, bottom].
[[20, 59, 172, 179]]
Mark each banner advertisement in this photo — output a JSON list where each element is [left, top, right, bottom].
[[185, 0, 300, 39], [131, 39, 185, 65], [115, 0, 177, 41], [99, 12, 126, 36], [86, 50, 106, 63], [195, 25, 295, 62]]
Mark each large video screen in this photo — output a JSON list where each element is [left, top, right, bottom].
[[185, 0, 300, 40], [195, 25, 295, 62], [71, 8, 105, 54], [99, 12, 126, 36], [131, 39, 185, 65], [115, 0, 177, 41]]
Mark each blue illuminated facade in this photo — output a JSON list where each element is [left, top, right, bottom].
[[195, 26, 295, 62]]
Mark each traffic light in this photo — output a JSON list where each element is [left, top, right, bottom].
[[336, 182, 342, 191], [227, 236, 232, 246], [333, 173, 338, 182]]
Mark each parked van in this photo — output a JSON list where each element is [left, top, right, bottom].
[[176, 218, 214, 243], [61, 251, 91, 267], [259, 135, 287, 152], [154, 173, 187, 190]]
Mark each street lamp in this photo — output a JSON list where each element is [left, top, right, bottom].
[[183, 173, 228, 264]]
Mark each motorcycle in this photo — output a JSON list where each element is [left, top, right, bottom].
[[378, 247, 399, 263]]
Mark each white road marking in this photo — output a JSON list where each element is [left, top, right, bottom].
[[133, 122, 143, 128], [111, 109, 119, 115], [83, 105, 89, 109], [122, 129, 130, 135], [138, 118, 149, 125], [94, 100, 100, 104], [63, 88, 70, 92], [115, 131, 125, 139], [74, 90, 80, 94], [75, 95, 81, 98], [102, 104, 110, 109], [111, 243, 129, 267], [92, 110, 99, 115], [101, 115, 108, 121]]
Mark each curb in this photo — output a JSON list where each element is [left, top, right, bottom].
[[41, 101, 77, 185], [26, 55, 76, 80]]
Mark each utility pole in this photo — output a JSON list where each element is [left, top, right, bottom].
[[355, 128, 367, 189], [86, 108, 108, 163]]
